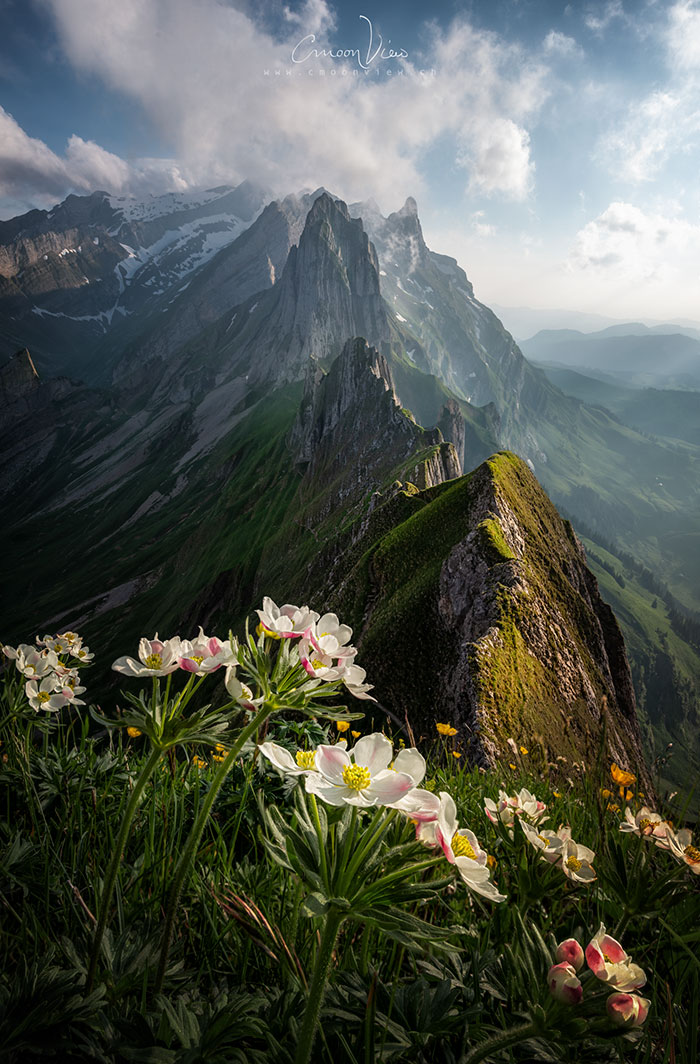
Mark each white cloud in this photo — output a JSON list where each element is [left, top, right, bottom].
[[0, 106, 191, 214], [584, 0, 625, 34], [17, 1, 549, 210], [568, 201, 700, 284], [666, 0, 700, 68], [543, 30, 582, 57]]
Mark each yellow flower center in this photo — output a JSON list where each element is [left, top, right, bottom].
[[37, 691, 51, 704], [538, 835, 550, 847], [566, 856, 582, 871], [342, 764, 371, 790], [191, 655, 205, 665], [144, 653, 163, 669], [311, 658, 325, 670], [685, 845, 700, 862], [451, 833, 477, 859], [295, 750, 316, 770], [639, 818, 652, 832]]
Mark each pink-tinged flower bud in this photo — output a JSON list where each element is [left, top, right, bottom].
[[548, 962, 583, 1005], [555, 938, 585, 971], [606, 993, 650, 1027]]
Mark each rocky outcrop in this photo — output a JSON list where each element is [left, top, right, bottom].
[[288, 337, 459, 526], [437, 399, 465, 472], [327, 451, 650, 786]]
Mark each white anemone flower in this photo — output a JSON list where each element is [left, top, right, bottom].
[[305, 733, 415, 808], [585, 923, 647, 991], [559, 832, 597, 883], [307, 613, 357, 660], [224, 666, 260, 710], [256, 597, 319, 639], [177, 628, 236, 675], [390, 787, 441, 823], [258, 739, 346, 777], [666, 827, 700, 874], [485, 788, 547, 827], [521, 820, 565, 864], [25, 677, 68, 712], [620, 806, 672, 848], [5, 644, 59, 680], [112, 635, 182, 677], [339, 662, 376, 701], [418, 792, 506, 902]]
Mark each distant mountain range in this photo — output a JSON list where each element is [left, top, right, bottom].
[[1, 184, 697, 791]]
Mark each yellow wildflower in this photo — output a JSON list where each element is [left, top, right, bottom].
[[611, 762, 636, 786], [601, 788, 613, 799], [436, 722, 458, 736], [553, 791, 561, 798], [520, 746, 528, 755], [126, 727, 142, 738], [486, 854, 497, 870], [192, 755, 207, 769], [336, 721, 350, 733], [452, 750, 462, 759], [607, 803, 621, 813], [351, 730, 361, 739], [509, 763, 517, 771]]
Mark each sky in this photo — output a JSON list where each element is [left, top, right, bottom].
[[2, 0, 700, 323]]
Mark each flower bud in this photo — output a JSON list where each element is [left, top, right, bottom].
[[606, 993, 650, 1027], [548, 962, 583, 1005], [555, 938, 584, 971]]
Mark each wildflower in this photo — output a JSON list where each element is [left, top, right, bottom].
[[585, 924, 646, 991], [485, 788, 547, 828], [558, 831, 597, 883], [548, 962, 583, 1005], [436, 723, 457, 736], [336, 721, 350, 733], [391, 787, 441, 823], [601, 788, 613, 800], [620, 806, 671, 846], [224, 667, 258, 709], [607, 803, 620, 814], [177, 628, 235, 674], [112, 635, 182, 677], [666, 827, 700, 873], [418, 792, 506, 901], [508, 763, 517, 771], [305, 733, 415, 808], [256, 597, 319, 639], [452, 751, 462, 759], [520, 820, 565, 864], [5, 643, 58, 680], [520, 746, 528, 755], [351, 730, 361, 738], [611, 763, 636, 786], [258, 740, 341, 778], [306, 613, 356, 662], [606, 993, 650, 1027], [552, 791, 561, 798], [25, 677, 67, 712], [126, 727, 142, 738], [192, 755, 208, 769], [555, 938, 585, 971]]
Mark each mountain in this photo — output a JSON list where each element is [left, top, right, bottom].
[[0, 186, 697, 785], [0, 182, 269, 382], [522, 326, 700, 389]]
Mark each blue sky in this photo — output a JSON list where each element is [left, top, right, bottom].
[[2, 0, 700, 322]]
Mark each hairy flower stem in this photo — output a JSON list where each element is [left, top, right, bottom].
[[294, 907, 345, 1064], [309, 794, 330, 892], [86, 744, 163, 992], [154, 701, 273, 995], [461, 1021, 539, 1064]]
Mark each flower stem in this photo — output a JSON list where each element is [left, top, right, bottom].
[[294, 906, 345, 1064], [86, 744, 163, 992], [153, 701, 273, 995], [309, 794, 330, 893], [461, 1021, 539, 1064]]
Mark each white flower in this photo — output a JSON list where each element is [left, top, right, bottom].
[[559, 832, 597, 883], [339, 662, 376, 701], [307, 613, 356, 660], [305, 733, 415, 808], [224, 666, 260, 709], [25, 677, 68, 712], [585, 924, 647, 992], [5, 644, 58, 680], [112, 635, 182, 677], [485, 788, 547, 828], [666, 827, 700, 874], [620, 806, 672, 848], [177, 628, 235, 675], [258, 739, 345, 777], [419, 792, 506, 902], [390, 787, 441, 823], [256, 597, 319, 639], [520, 820, 565, 864]]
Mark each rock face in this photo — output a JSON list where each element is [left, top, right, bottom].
[[288, 336, 460, 526], [327, 451, 649, 785]]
